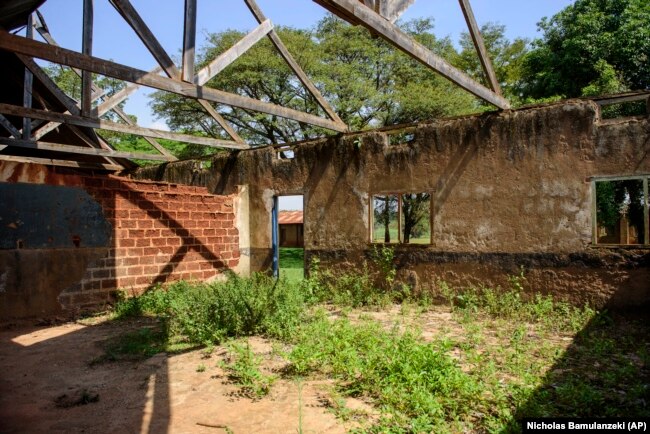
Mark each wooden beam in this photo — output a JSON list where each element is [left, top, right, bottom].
[[194, 20, 273, 86], [17, 59, 122, 167], [108, 0, 178, 78], [594, 93, 650, 106], [0, 137, 172, 161], [23, 14, 34, 140], [182, 0, 197, 82], [0, 30, 348, 132], [108, 0, 245, 143], [33, 11, 105, 100], [313, 0, 510, 109], [112, 106, 178, 160], [81, 0, 94, 117], [0, 154, 123, 171], [245, 0, 346, 127], [95, 66, 162, 117], [458, 0, 502, 96], [0, 114, 20, 138], [0, 103, 248, 149]]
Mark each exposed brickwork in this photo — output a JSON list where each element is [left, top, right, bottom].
[[0, 161, 240, 316], [56, 175, 240, 308]]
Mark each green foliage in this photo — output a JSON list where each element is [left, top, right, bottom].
[[151, 16, 482, 145], [288, 316, 479, 432], [279, 247, 305, 282], [114, 273, 305, 344], [595, 179, 646, 241], [445, 271, 596, 333], [521, 0, 650, 100], [305, 247, 399, 307], [221, 341, 276, 398], [455, 23, 530, 105]]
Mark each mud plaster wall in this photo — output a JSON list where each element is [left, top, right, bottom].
[[0, 162, 240, 320], [136, 100, 650, 308]]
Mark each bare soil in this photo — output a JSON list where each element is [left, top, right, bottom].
[[0, 317, 346, 434]]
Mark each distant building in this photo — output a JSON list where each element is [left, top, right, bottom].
[[279, 211, 304, 247]]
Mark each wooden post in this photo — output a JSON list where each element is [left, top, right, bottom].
[[182, 0, 197, 82], [23, 14, 34, 140], [81, 0, 94, 117]]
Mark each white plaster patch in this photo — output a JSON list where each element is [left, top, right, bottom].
[[541, 180, 570, 197], [474, 185, 493, 199]]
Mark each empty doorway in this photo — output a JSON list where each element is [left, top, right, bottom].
[[273, 195, 304, 280]]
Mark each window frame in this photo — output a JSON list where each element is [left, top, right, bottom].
[[369, 191, 433, 246], [591, 174, 650, 246]]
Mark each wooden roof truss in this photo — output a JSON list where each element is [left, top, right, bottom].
[[0, 0, 509, 171]]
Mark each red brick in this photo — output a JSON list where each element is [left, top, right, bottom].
[[136, 276, 152, 285], [144, 265, 159, 275], [139, 256, 156, 265], [128, 229, 145, 238], [127, 248, 144, 257], [127, 266, 144, 275], [118, 238, 135, 248], [129, 210, 147, 220], [138, 220, 154, 229], [151, 238, 167, 247], [117, 276, 137, 287], [101, 279, 118, 290], [121, 257, 140, 266]]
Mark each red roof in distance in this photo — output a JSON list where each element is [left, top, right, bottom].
[[279, 210, 303, 225]]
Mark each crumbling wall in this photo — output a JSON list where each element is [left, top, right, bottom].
[[0, 162, 240, 320], [136, 100, 650, 308]]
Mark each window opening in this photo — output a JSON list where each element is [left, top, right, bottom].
[[372, 195, 399, 244], [276, 146, 295, 160], [401, 193, 432, 244], [372, 192, 432, 245], [387, 130, 416, 146], [594, 177, 649, 245]]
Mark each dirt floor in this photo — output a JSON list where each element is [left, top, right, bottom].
[[0, 317, 347, 434]]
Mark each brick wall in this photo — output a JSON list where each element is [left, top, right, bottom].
[[0, 161, 240, 316], [58, 175, 240, 308]]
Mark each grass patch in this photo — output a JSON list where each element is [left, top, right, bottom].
[[114, 273, 305, 345], [220, 341, 276, 399], [106, 257, 649, 432], [280, 247, 304, 282], [288, 314, 480, 432]]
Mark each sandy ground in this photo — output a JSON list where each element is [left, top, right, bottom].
[[0, 317, 347, 434]]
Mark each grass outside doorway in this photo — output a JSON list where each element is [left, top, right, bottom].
[[279, 247, 304, 282]]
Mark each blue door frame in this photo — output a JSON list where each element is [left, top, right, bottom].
[[271, 195, 279, 278]]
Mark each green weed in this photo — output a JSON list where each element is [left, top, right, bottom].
[[114, 273, 305, 344], [288, 316, 481, 432], [221, 341, 275, 399]]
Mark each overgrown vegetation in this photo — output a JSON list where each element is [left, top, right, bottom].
[[221, 341, 276, 399], [106, 256, 649, 432], [114, 273, 305, 344]]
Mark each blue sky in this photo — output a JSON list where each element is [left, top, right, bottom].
[[35, 0, 574, 130]]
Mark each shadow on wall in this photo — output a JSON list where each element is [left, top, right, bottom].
[[0, 319, 171, 433], [0, 167, 239, 320]]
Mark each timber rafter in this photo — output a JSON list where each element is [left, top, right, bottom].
[[0, 0, 510, 170]]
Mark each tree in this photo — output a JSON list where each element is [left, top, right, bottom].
[[150, 16, 478, 146], [374, 196, 398, 243], [454, 23, 530, 104], [520, 0, 650, 100], [151, 26, 325, 146], [401, 193, 430, 244]]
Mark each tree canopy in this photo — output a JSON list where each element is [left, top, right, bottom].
[[520, 0, 650, 100]]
